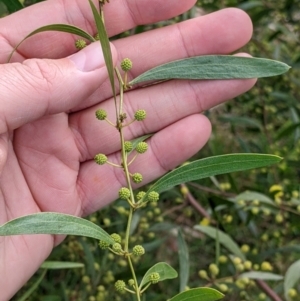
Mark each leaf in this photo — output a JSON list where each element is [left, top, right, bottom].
[[218, 115, 263, 130], [145, 154, 281, 196], [17, 270, 47, 301], [139, 262, 178, 289], [168, 288, 224, 301], [40, 261, 84, 270], [239, 271, 283, 281], [88, 0, 116, 99], [8, 24, 95, 62], [284, 259, 300, 301], [232, 191, 275, 206], [238, 1, 264, 11], [0, 212, 114, 244], [194, 225, 246, 260], [276, 122, 300, 140], [177, 229, 189, 292], [129, 56, 290, 85], [1, 0, 23, 13]]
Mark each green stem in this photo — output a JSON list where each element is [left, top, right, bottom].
[[116, 62, 141, 301], [127, 255, 142, 301]]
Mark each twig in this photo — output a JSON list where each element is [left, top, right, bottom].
[[180, 184, 210, 218], [255, 279, 283, 301]]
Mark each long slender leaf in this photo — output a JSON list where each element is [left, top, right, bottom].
[[88, 0, 116, 99], [231, 191, 275, 206], [177, 229, 189, 292], [129, 56, 290, 85], [40, 261, 84, 270], [168, 288, 224, 301], [145, 154, 281, 196], [17, 270, 47, 301], [139, 262, 177, 289], [239, 271, 283, 281], [8, 24, 95, 62], [194, 225, 246, 260], [284, 259, 300, 301], [0, 212, 114, 244], [2, 0, 23, 13]]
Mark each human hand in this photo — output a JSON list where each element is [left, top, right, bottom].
[[0, 0, 255, 299]]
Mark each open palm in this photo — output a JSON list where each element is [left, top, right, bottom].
[[0, 0, 255, 299]]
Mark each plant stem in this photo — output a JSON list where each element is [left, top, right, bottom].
[[116, 66, 141, 301]]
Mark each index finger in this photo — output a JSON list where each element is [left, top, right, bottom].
[[0, 0, 196, 62]]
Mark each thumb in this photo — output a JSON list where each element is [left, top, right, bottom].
[[0, 42, 116, 134]]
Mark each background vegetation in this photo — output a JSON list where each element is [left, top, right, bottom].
[[1, 0, 300, 300]]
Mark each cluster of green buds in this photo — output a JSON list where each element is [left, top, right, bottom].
[[75, 39, 87, 50]]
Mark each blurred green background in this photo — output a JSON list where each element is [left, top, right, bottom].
[[1, 0, 300, 300]]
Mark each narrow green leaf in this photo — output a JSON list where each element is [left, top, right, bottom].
[[2, 0, 23, 13], [8, 24, 95, 62], [284, 259, 300, 301], [140, 262, 178, 289], [129, 56, 290, 85], [0, 212, 114, 244], [239, 271, 283, 281], [88, 0, 116, 98], [177, 229, 189, 292], [232, 191, 275, 206], [40, 261, 84, 270], [168, 288, 224, 301], [218, 115, 263, 130], [194, 225, 246, 260], [17, 270, 47, 301], [145, 154, 281, 196], [275, 122, 300, 140]]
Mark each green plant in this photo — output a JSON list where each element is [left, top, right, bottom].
[[0, 1, 291, 300]]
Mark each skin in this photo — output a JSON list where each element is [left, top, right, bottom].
[[0, 0, 255, 299]]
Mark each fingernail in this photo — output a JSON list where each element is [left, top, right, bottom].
[[69, 42, 105, 72]]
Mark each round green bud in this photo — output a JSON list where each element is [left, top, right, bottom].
[[120, 58, 133, 72], [94, 154, 107, 165], [198, 270, 208, 279], [233, 257, 242, 265], [218, 255, 228, 264], [99, 240, 110, 249], [241, 244, 250, 253], [75, 39, 87, 50], [136, 191, 146, 201], [95, 109, 108, 120], [112, 243, 122, 253], [136, 141, 148, 154], [147, 191, 160, 202], [117, 259, 127, 267], [149, 272, 160, 284], [288, 288, 297, 298], [124, 141, 133, 153], [275, 213, 284, 223], [243, 260, 252, 270], [114, 280, 126, 292], [128, 279, 135, 287], [94, 33, 100, 40], [134, 109, 146, 121], [132, 245, 145, 256], [261, 261, 273, 271], [119, 187, 131, 200], [132, 173, 143, 184], [209, 263, 219, 277], [111, 233, 122, 243], [258, 293, 267, 300], [218, 284, 228, 293], [251, 207, 259, 215]]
